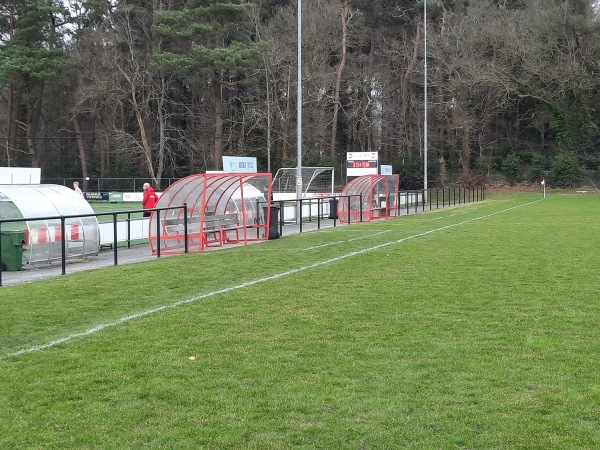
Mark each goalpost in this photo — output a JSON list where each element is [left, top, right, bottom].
[[272, 167, 335, 195]]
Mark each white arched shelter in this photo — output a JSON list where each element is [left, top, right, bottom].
[[0, 184, 100, 265]]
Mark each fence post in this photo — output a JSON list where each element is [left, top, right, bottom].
[[0, 222, 2, 287], [317, 198, 321, 229], [113, 212, 119, 265], [279, 200, 284, 236], [155, 209, 161, 258], [184, 204, 189, 254], [126, 213, 131, 249], [61, 217, 67, 275], [358, 194, 362, 225]]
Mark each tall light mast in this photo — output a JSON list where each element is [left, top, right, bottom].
[[296, 0, 303, 223], [423, 0, 428, 198]]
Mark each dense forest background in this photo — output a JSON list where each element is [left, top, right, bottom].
[[1, 0, 599, 189]]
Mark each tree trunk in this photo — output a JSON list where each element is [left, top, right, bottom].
[[461, 126, 471, 177], [156, 76, 167, 182], [5, 85, 17, 166], [282, 65, 292, 161], [266, 70, 272, 173], [25, 94, 43, 167], [73, 116, 90, 191], [213, 78, 224, 170], [359, 38, 375, 153], [330, 0, 349, 158], [116, 62, 156, 184], [98, 117, 108, 178], [4, 5, 16, 166], [400, 23, 422, 157]]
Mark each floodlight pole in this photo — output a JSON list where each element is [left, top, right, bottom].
[[296, 0, 303, 224], [423, 0, 428, 203]]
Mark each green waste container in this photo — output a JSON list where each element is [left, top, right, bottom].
[[0, 230, 25, 271]]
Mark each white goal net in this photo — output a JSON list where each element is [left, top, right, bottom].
[[272, 167, 334, 195]]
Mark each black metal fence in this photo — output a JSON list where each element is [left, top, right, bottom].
[[0, 205, 185, 286], [1, 186, 484, 286], [255, 186, 486, 238], [399, 186, 486, 214]]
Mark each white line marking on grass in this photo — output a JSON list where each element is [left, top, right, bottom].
[[1, 199, 541, 361], [246, 230, 392, 252], [427, 211, 470, 221], [303, 230, 392, 250]]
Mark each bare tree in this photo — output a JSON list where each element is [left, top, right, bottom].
[[330, 0, 350, 158]]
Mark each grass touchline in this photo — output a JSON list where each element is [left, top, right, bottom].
[[2, 197, 541, 361]]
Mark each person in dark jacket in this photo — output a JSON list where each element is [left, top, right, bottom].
[[142, 183, 158, 217]]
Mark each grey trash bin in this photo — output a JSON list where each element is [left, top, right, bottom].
[[263, 205, 280, 240], [328, 198, 338, 220]]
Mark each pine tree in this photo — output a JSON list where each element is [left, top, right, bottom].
[[153, 0, 256, 170], [0, 0, 72, 167]]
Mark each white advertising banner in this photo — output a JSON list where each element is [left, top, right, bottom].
[[0, 167, 41, 184], [347, 152, 378, 161], [222, 156, 258, 173], [380, 165, 393, 175], [123, 192, 144, 202]]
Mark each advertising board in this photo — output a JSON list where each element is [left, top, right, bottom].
[[222, 156, 258, 173]]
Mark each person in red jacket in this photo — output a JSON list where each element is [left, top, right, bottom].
[[142, 183, 158, 217]]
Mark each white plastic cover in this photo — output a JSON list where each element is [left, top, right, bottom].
[[0, 184, 100, 264]]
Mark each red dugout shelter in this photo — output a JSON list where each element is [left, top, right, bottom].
[[338, 174, 400, 223], [148, 173, 272, 254]]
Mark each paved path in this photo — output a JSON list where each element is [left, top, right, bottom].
[[0, 217, 350, 287], [1, 202, 456, 288]]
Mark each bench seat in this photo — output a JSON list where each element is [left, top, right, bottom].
[[159, 213, 243, 249]]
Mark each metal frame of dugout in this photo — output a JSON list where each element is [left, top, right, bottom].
[[148, 173, 273, 254], [0, 184, 100, 269], [337, 174, 400, 223]]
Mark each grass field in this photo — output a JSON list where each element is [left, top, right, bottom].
[[1, 191, 599, 449], [89, 201, 144, 221]]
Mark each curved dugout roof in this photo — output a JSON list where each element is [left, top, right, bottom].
[[149, 173, 272, 253], [338, 174, 400, 222], [0, 184, 94, 219], [0, 184, 100, 264]]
